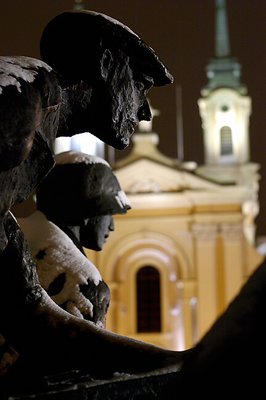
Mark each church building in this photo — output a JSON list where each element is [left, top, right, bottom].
[[85, 0, 263, 351]]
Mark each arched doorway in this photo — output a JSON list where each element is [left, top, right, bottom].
[[98, 231, 193, 349]]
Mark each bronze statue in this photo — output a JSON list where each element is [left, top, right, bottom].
[[20, 150, 131, 328], [0, 9, 181, 396]]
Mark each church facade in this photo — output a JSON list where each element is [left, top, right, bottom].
[[85, 0, 263, 351], [86, 130, 262, 350]]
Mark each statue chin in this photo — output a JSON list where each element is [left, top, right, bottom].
[[114, 136, 131, 150], [95, 129, 132, 150], [112, 125, 136, 150]]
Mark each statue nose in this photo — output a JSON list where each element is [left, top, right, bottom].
[[109, 218, 115, 231]]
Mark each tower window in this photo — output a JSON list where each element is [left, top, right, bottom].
[[136, 266, 161, 333], [220, 126, 233, 155]]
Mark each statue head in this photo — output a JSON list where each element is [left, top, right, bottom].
[[40, 10, 173, 149], [35, 150, 131, 250]]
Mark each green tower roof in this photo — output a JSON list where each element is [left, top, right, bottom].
[[202, 0, 247, 95]]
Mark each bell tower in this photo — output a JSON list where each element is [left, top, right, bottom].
[[198, 0, 251, 166], [196, 0, 260, 245]]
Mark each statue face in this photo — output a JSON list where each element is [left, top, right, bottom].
[[86, 50, 153, 150], [41, 12, 173, 151], [80, 215, 115, 251]]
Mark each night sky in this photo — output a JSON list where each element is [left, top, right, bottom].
[[1, 0, 266, 236]]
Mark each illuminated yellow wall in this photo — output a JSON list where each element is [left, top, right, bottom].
[[85, 192, 263, 351]]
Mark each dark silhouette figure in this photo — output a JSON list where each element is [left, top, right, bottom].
[[20, 150, 131, 328], [0, 9, 180, 396]]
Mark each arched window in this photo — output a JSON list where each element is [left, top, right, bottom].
[[136, 266, 161, 333], [220, 126, 233, 155]]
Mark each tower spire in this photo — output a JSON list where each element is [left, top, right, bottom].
[[198, 0, 252, 169], [215, 0, 230, 58], [202, 0, 246, 95]]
